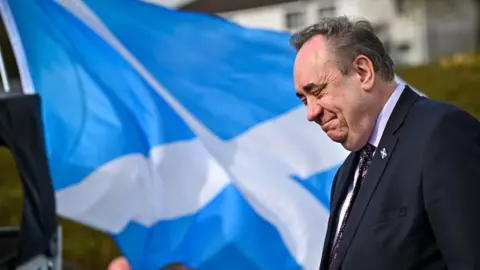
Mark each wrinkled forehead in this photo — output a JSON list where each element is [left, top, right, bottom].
[[293, 35, 334, 88]]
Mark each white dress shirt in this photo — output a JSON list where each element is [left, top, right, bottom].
[[332, 82, 405, 243]]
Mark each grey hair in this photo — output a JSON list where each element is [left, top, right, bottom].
[[290, 16, 395, 81]]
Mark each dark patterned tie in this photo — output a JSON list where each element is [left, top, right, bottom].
[[328, 143, 375, 270]]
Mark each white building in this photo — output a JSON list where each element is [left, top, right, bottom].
[[181, 0, 478, 66]]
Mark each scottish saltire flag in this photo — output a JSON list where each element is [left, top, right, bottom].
[[0, 0, 351, 269]]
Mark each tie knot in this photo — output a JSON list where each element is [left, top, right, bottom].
[[357, 143, 376, 181], [360, 143, 375, 161]]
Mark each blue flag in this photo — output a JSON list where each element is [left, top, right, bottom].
[[1, 0, 350, 269]]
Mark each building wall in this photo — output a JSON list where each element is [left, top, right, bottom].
[[218, 0, 477, 66], [387, 0, 430, 65], [221, 4, 288, 31], [220, 0, 338, 32], [425, 0, 478, 60]]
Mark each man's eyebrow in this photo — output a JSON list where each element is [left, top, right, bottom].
[[303, 82, 327, 93]]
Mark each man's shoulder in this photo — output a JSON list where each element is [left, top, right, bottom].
[[410, 95, 459, 118], [404, 92, 479, 139], [407, 93, 477, 128]]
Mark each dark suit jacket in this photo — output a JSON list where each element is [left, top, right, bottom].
[[319, 86, 480, 270]]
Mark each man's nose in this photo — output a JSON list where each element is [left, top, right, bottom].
[[306, 102, 322, 122]]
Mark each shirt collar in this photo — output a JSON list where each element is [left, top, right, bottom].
[[368, 82, 405, 147]]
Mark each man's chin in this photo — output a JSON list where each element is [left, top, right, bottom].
[[326, 133, 355, 150], [341, 139, 366, 152], [327, 133, 346, 144]]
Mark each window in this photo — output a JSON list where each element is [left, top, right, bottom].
[[285, 11, 305, 31], [397, 43, 411, 52], [395, 0, 407, 15], [318, 6, 336, 19]]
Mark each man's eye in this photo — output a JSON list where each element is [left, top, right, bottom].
[[312, 84, 327, 96], [311, 89, 322, 96]]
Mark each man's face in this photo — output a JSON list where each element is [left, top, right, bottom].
[[293, 35, 374, 151]]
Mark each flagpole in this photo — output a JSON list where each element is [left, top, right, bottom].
[[0, 0, 34, 94], [0, 43, 10, 92]]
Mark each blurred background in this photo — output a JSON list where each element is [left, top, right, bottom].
[[1, 0, 479, 268]]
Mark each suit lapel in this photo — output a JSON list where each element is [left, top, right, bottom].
[[330, 153, 358, 218], [319, 152, 358, 270], [332, 86, 420, 269], [332, 136, 398, 269]]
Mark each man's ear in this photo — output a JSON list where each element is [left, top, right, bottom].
[[353, 55, 375, 91]]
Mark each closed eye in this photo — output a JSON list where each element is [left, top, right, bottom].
[[311, 89, 322, 96], [304, 83, 327, 96], [296, 82, 327, 105], [296, 93, 307, 105], [311, 84, 327, 96]]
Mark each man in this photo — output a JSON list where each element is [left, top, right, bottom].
[[291, 17, 480, 270]]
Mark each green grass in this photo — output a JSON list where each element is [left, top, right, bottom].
[[0, 62, 478, 269]]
